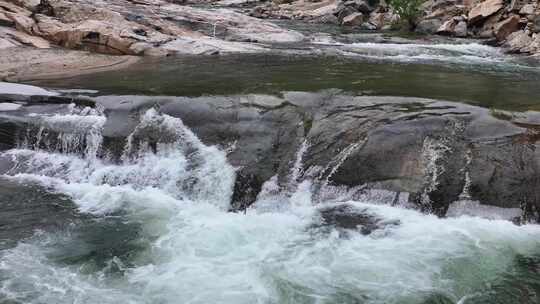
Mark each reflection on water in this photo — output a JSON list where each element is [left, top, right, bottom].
[[31, 53, 540, 111]]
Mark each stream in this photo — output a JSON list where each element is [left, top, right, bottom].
[[1, 25, 540, 304]]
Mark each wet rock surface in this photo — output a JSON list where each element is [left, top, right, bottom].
[[315, 203, 400, 236], [1, 87, 540, 222]]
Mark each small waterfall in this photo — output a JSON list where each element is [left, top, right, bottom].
[[118, 108, 235, 207], [458, 149, 473, 201], [2, 105, 540, 304], [419, 136, 452, 209], [4, 108, 235, 211], [17, 105, 106, 160], [319, 140, 366, 187], [253, 140, 313, 213], [287, 139, 309, 191]]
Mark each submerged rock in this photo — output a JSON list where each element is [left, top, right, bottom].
[[316, 203, 400, 236]]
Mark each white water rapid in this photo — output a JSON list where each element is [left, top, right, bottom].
[[0, 106, 539, 304]]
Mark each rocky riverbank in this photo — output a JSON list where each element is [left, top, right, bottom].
[[0, 0, 303, 79], [251, 0, 540, 56], [0, 0, 539, 80]]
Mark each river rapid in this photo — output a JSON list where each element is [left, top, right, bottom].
[[1, 27, 540, 304]]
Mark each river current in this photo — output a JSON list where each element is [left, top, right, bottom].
[[1, 30, 540, 304]]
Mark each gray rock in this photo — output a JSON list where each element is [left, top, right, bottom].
[[416, 18, 443, 34], [333, 3, 357, 23], [518, 4, 536, 16], [2, 91, 540, 222], [504, 30, 533, 52], [360, 21, 377, 30], [454, 20, 467, 37], [532, 15, 540, 33], [493, 15, 521, 41], [343, 0, 372, 14], [315, 203, 400, 237], [342, 12, 364, 26]]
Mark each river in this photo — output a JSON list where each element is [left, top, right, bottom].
[[1, 28, 540, 304]]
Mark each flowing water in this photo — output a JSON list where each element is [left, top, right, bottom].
[[2, 29, 540, 304]]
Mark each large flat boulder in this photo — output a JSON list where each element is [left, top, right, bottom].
[[4, 91, 537, 221], [468, 0, 504, 25]]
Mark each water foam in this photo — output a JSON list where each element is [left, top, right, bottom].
[[1, 198, 539, 304], [1, 107, 540, 304], [313, 40, 533, 68]]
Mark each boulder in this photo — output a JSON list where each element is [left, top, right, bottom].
[[519, 4, 536, 16], [507, 0, 527, 12], [302, 2, 339, 24], [424, 4, 466, 20], [532, 15, 540, 33], [436, 18, 467, 37], [62, 20, 139, 54], [343, 0, 372, 14], [454, 20, 467, 37], [504, 30, 532, 53], [333, 2, 357, 23], [478, 10, 503, 36], [520, 33, 540, 53], [416, 18, 443, 34], [468, 0, 504, 25], [3, 90, 540, 222], [341, 12, 364, 26], [367, 10, 398, 29], [493, 15, 521, 41], [33, 17, 138, 55], [437, 19, 458, 35]]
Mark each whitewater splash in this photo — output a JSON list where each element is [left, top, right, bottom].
[[17, 105, 105, 160], [5, 107, 235, 211], [311, 38, 532, 69], [1, 106, 540, 304]]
